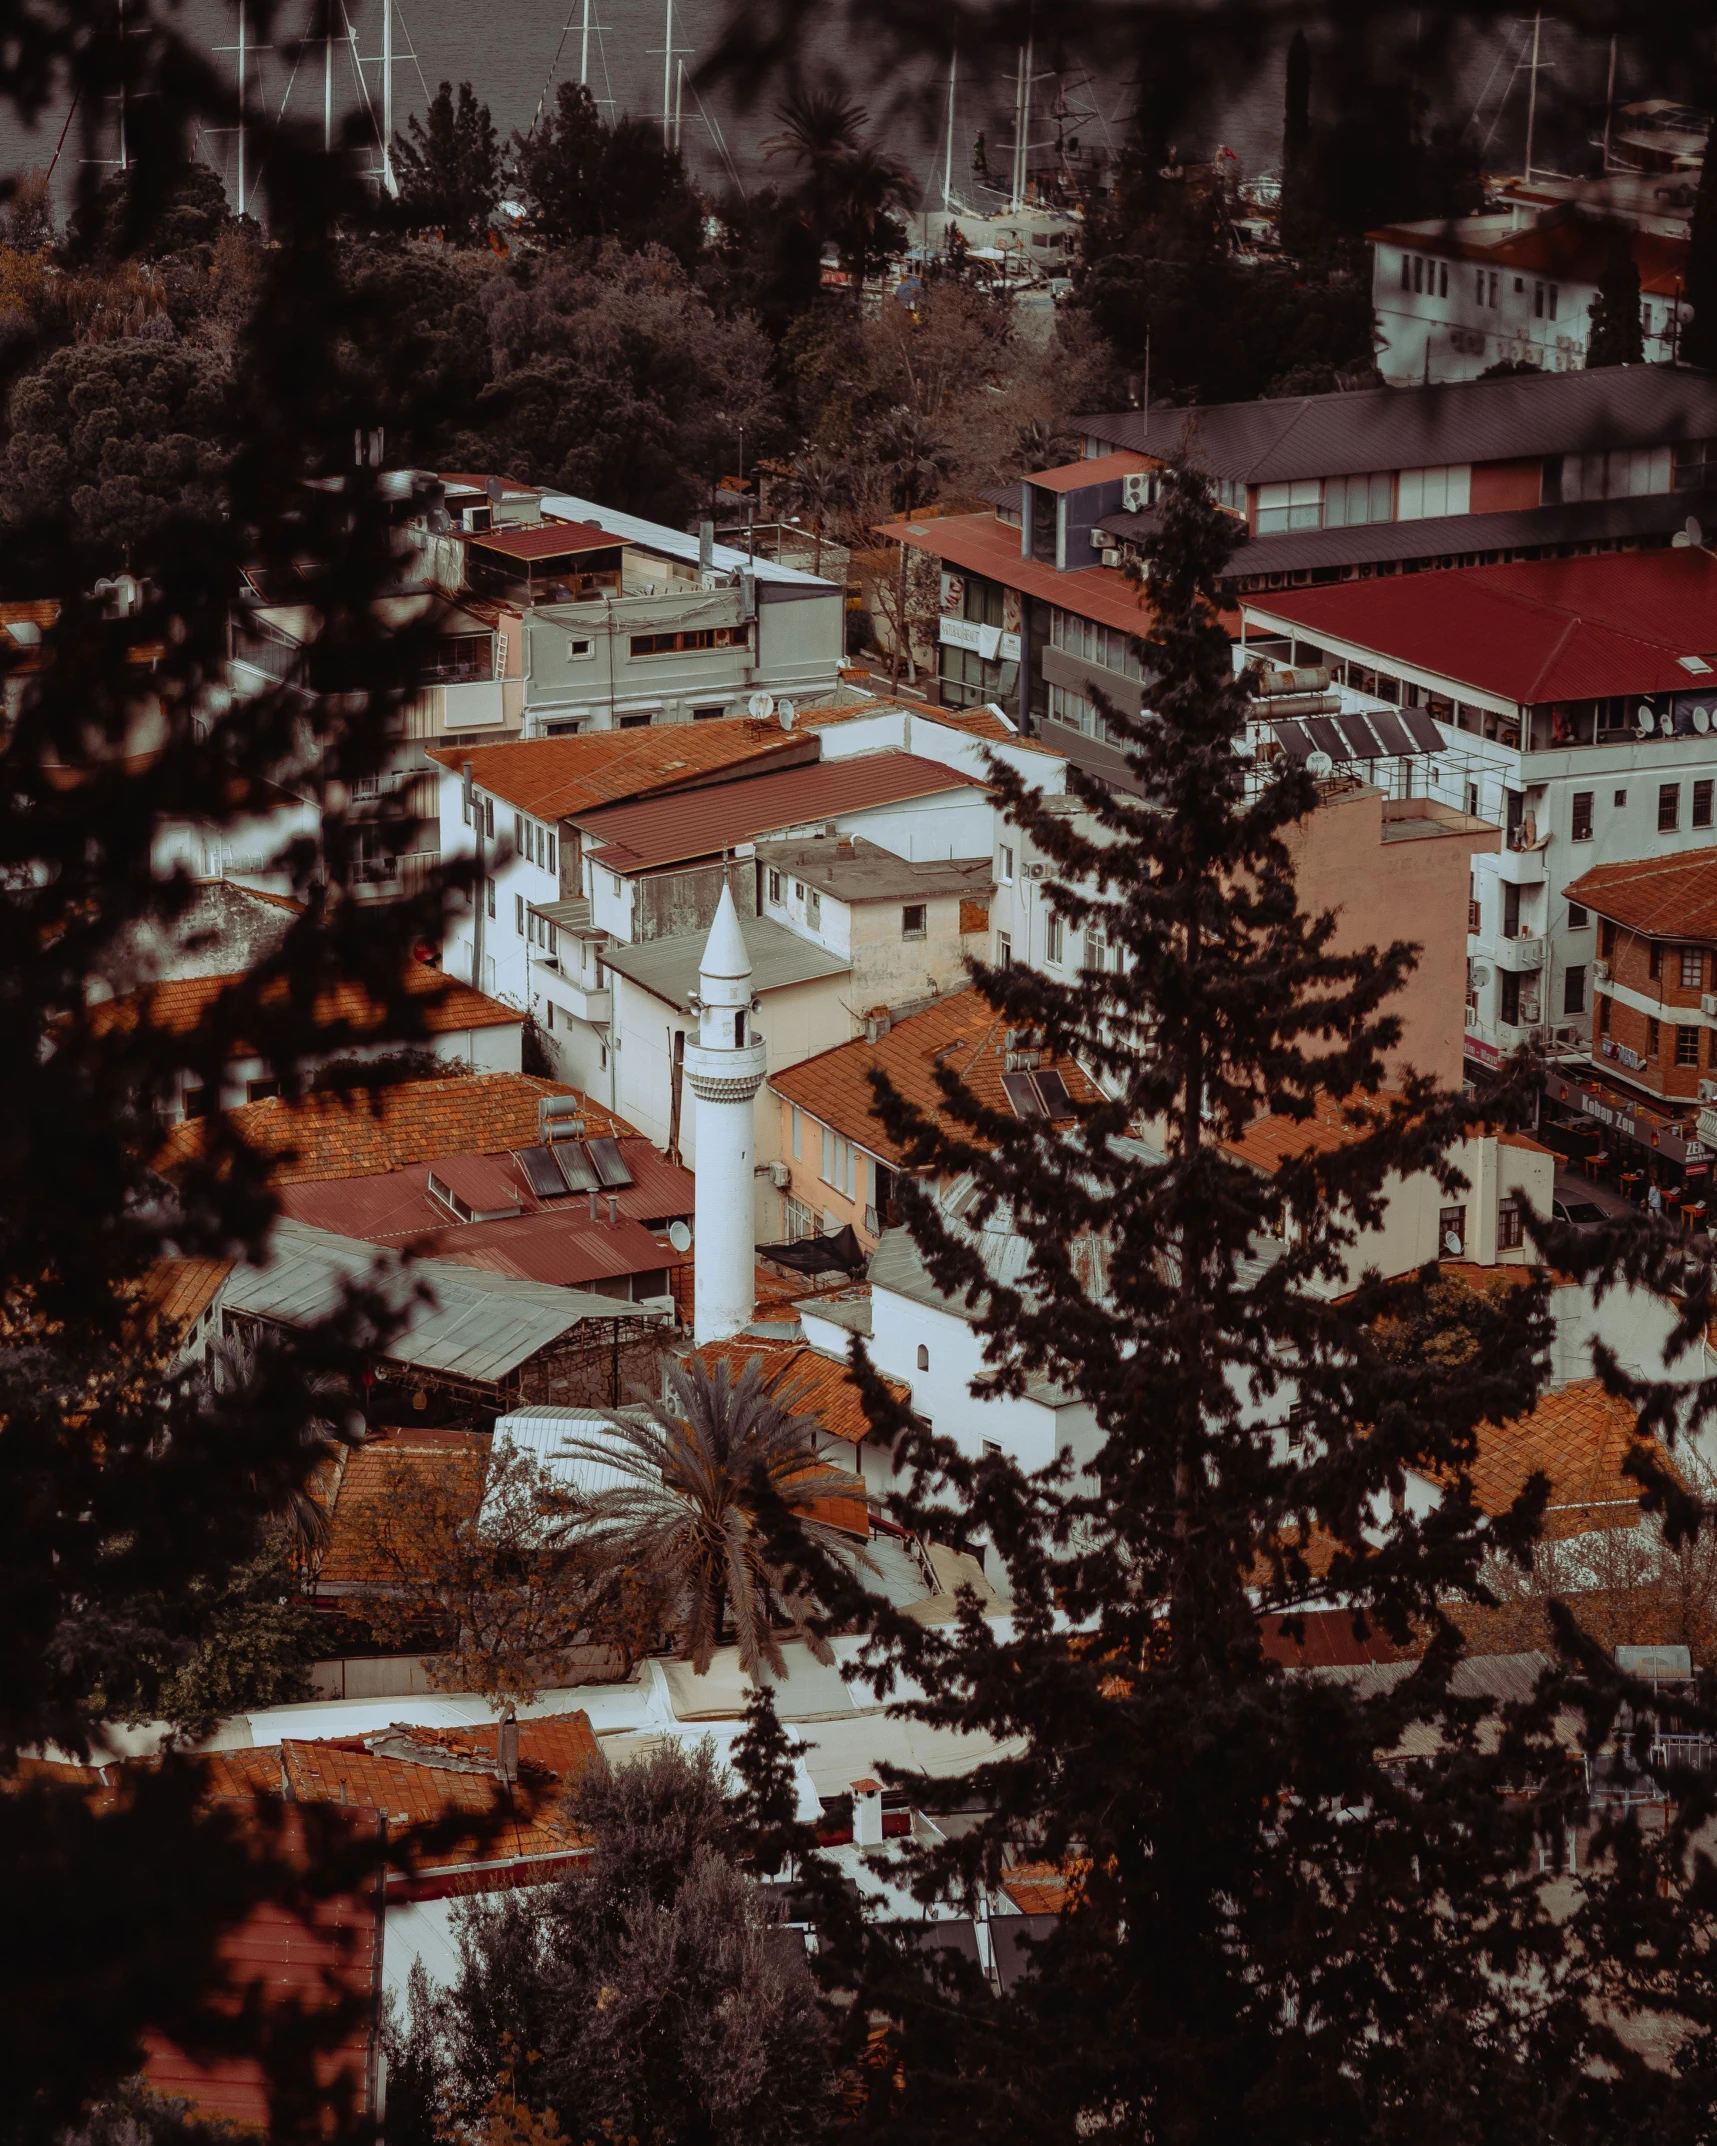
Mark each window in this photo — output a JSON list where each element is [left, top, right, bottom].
[[515, 810, 525, 850], [1402, 254, 1411, 290], [1255, 479, 1323, 534], [1568, 903, 1588, 929], [819, 1128, 858, 1198], [486, 879, 496, 918], [1322, 471, 1394, 529], [1649, 1016, 1662, 1056], [629, 625, 743, 656], [546, 1001, 555, 1031], [1498, 1199, 1524, 1250], [996, 931, 1012, 968], [902, 903, 927, 941], [1650, 943, 1662, 981], [484, 798, 494, 838], [1679, 1025, 1702, 1065], [515, 892, 525, 934], [1500, 970, 1522, 1026], [806, 888, 821, 929], [1682, 949, 1705, 990], [1614, 788, 1628, 808], [916, 1344, 929, 1371], [1438, 1205, 1467, 1256], [1563, 966, 1586, 1016], [791, 1107, 802, 1161], [246, 1077, 280, 1103], [462, 787, 472, 827], [734, 1011, 746, 1047], [1571, 791, 1593, 841], [1046, 912, 1065, 965], [547, 832, 557, 875], [618, 712, 653, 728], [999, 844, 1015, 883], [1660, 783, 1681, 832], [767, 869, 782, 904], [1598, 993, 1611, 1034], [1699, 780, 1716, 830], [183, 1084, 212, 1119], [1414, 255, 1424, 293]]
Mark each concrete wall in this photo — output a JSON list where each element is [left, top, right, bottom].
[[816, 706, 1070, 796], [757, 871, 987, 1006], [1284, 785, 1499, 1091], [1303, 1133, 1556, 1293]]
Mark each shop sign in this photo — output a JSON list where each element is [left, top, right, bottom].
[[1000, 631, 1022, 662], [940, 615, 985, 652], [1464, 1035, 1503, 1067], [1543, 1070, 1706, 1164]]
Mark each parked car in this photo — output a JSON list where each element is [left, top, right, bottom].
[[1552, 1197, 1606, 1230]]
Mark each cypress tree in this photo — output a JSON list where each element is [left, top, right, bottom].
[[1278, 30, 1318, 257], [1587, 229, 1645, 368], [1683, 131, 1717, 370], [810, 467, 1717, 2141]]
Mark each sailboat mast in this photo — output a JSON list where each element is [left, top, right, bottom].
[[118, 0, 128, 172], [579, 0, 591, 88], [1602, 32, 1617, 172], [1522, 9, 1541, 184], [942, 48, 956, 211], [381, 0, 395, 195], [1011, 39, 1034, 209], [324, 0, 334, 153], [236, 0, 246, 215], [674, 56, 684, 150], [662, 0, 673, 139]]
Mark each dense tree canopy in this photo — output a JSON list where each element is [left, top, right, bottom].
[[392, 80, 501, 243], [513, 83, 704, 269]]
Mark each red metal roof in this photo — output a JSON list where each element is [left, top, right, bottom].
[[1247, 549, 1717, 705], [465, 521, 618, 560], [431, 1209, 682, 1288], [577, 753, 985, 873], [1564, 846, 1717, 937], [888, 509, 1160, 637], [1368, 216, 1688, 298], [1026, 450, 1155, 493]]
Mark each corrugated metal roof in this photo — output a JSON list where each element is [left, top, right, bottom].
[[1027, 450, 1153, 494], [432, 1209, 683, 1288], [1081, 363, 1717, 483], [1106, 482, 1717, 575], [493, 1406, 641, 1499], [427, 720, 809, 819], [466, 521, 618, 560], [576, 753, 985, 873], [1245, 547, 1717, 704], [602, 914, 849, 1009], [541, 492, 839, 589], [225, 1220, 661, 1384]]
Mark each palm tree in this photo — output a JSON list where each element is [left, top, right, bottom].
[[775, 447, 853, 577], [764, 86, 916, 311], [873, 405, 952, 689], [567, 1355, 874, 1678]]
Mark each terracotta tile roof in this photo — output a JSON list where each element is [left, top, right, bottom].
[[1565, 848, 1717, 939], [93, 962, 520, 1047], [1223, 1096, 1554, 1173], [1001, 1857, 1090, 1914], [768, 986, 1098, 1166], [1464, 1379, 1662, 1540], [129, 1258, 231, 1347], [793, 692, 1067, 759], [160, 1073, 631, 1185], [577, 753, 987, 875], [692, 1336, 908, 1456], [426, 718, 808, 819], [313, 1430, 488, 1592], [890, 508, 1158, 639]]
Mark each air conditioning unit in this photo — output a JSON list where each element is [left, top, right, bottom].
[[767, 1160, 793, 1188], [1023, 861, 1050, 880], [1593, 959, 1611, 981], [1121, 470, 1152, 512], [1101, 547, 1122, 568], [1703, 994, 1717, 1018], [1699, 1079, 1717, 1104]]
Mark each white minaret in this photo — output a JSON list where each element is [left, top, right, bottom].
[[686, 884, 767, 1344]]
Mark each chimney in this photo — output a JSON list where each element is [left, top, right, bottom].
[[587, 1188, 598, 1221], [607, 1193, 620, 1225], [852, 1778, 884, 1849], [497, 1703, 519, 1786], [864, 1008, 892, 1045], [698, 519, 715, 572]]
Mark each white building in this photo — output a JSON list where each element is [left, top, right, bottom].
[[1241, 546, 1717, 1086], [1370, 207, 1686, 385], [685, 887, 767, 1343]]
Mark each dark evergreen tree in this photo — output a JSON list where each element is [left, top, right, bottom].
[[1682, 131, 1717, 371], [392, 81, 500, 243], [1277, 28, 1317, 256], [1587, 231, 1645, 368], [511, 84, 703, 269], [788, 465, 1717, 2140]]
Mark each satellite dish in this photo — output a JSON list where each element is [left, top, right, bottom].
[[1442, 1229, 1463, 1257], [667, 1219, 692, 1253], [1471, 964, 1492, 987], [777, 698, 796, 730], [1698, 707, 1713, 734], [1305, 749, 1334, 778], [428, 507, 451, 534], [1638, 704, 1657, 735], [1690, 515, 1705, 547], [748, 691, 776, 719], [485, 475, 504, 503]]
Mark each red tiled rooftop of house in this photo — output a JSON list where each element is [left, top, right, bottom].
[[1463, 1377, 1660, 1541], [427, 717, 808, 820], [311, 1430, 489, 1593], [94, 961, 519, 1050], [769, 986, 1098, 1167], [1564, 847, 1717, 939]]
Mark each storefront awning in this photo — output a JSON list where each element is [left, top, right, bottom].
[[1541, 1068, 1710, 1168]]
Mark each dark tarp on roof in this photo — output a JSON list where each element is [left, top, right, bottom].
[[758, 1226, 866, 1277]]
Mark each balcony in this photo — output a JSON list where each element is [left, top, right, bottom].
[[1495, 836, 1550, 886], [436, 679, 506, 730], [1494, 932, 1545, 973], [555, 984, 611, 1026]]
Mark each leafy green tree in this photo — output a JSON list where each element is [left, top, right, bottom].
[[0, 339, 231, 555], [772, 444, 852, 575], [764, 87, 915, 307], [788, 463, 1717, 2139], [1587, 230, 1646, 368], [512, 83, 703, 269], [67, 160, 237, 267], [392, 80, 501, 244], [570, 1356, 873, 1676]]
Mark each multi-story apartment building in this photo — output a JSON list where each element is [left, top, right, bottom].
[[1562, 850, 1717, 1112], [1368, 207, 1686, 384], [1240, 548, 1717, 1098], [1078, 366, 1717, 596]]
